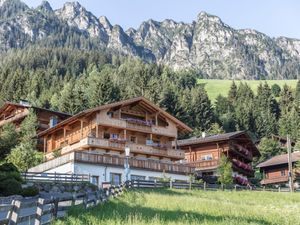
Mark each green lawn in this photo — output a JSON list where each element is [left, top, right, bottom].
[[198, 79, 298, 102], [54, 189, 300, 225]]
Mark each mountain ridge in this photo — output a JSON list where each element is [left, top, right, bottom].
[[0, 0, 300, 79]]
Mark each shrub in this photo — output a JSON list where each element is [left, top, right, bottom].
[[0, 162, 19, 173], [0, 178, 22, 196], [21, 186, 39, 197]]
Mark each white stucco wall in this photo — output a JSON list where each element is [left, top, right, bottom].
[[44, 162, 189, 185]]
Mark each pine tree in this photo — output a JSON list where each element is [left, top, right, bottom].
[[0, 123, 19, 160], [6, 109, 42, 171], [189, 86, 214, 132], [295, 79, 300, 109], [257, 138, 283, 164], [228, 81, 238, 105]]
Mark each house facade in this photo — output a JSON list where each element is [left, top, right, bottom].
[[0, 101, 71, 150], [29, 97, 194, 186], [0, 101, 71, 133], [177, 131, 260, 185], [257, 152, 300, 187]]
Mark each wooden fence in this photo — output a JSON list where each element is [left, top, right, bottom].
[[128, 179, 300, 192], [0, 184, 126, 225], [21, 172, 89, 184]]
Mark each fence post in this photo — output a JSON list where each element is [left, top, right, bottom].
[[9, 200, 21, 225], [204, 182, 206, 191], [278, 187, 281, 192], [189, 179, 192, 190], [170, 180, 173, 189], [154, 180, 157, 188], [52, 197, 59, 219], [71, 193, 76, 206], [34, 198, 44, 225], [263, 186, 265, 191], [234, 185, 237, 191]]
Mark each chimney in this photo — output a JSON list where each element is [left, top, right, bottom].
[[19, 99, 30, 107], [202, 132, 206, 138]]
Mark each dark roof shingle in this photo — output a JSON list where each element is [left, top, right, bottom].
[[257, 152, 300, 168]]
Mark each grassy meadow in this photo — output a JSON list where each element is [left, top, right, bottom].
[[198, 79, 298, 102], [54, 189, 300, 225]]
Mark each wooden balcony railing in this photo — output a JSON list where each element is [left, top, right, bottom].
[[74, 152, 194, 174], [61, 137, 184, 159], [0, 111, 29, 127], [98, 118, 177, 137], [261, 176, 289, 185], [186, 159, 219, 170], [230, 143, 253, 161]]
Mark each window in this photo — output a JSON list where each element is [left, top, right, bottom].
[[131, 175, 146, 181], [91, 176, 99, 186], [111, 133, 119, 139], [49, 116, 58, 128], [104, 132, 110, 139], [148, 177, 160, 181], [110, 173, 122, 185], [130, 136, 137, 143], [281, 170, 286, 176], [201, 154, 213, 161], [107, 112, 113, 118]]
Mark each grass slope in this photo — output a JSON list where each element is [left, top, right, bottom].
[[55, 189, 300, 225], [198, 79, 298, 102]]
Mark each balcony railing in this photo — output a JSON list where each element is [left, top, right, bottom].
[[261, 176, 289, 185], [231, 158, 253, 172], [230, 143, 253, 160], [186, 159, 219, 170], [74, 151, 194, 174], [0, 111, 29, 127], [98, 117, 177, 137], [61, 137, 184, 159], [30, 151, 194, 174]]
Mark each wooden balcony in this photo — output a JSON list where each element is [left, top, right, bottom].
[[261, 176, 289, 185], [186, 159, 219, 171], [74, 152, 194, 174], [0, 111, 29, 127], [98, 118, 177, 137], [61, 137, 185, 159], [229, 144, 253, 161]]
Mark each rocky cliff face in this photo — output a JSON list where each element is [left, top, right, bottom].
[[0, 0, 299, 79]]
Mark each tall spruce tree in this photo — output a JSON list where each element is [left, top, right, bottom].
[[6, 109, 42, 171], [189, 86, 214, 133], [0, 123, 19, 160]]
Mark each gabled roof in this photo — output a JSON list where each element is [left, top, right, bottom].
[[257, 152, 300, 168], [177, 131, 245, 146], [177, 131, 260, 157], [37, 97, 193, 137], [0, 102, 71, 118]]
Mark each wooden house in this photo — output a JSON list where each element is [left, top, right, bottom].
[[0, 101, 71, 149], [257, 152, 300, 187], [0, 101, 71, 133], [177, 131, 260, 185], [29, 97, 194, 186]]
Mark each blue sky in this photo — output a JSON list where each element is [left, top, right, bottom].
[[23, 0, 300, 39]]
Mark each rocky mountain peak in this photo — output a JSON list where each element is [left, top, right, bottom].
[[0, 0, 300, 79], [99, 16, 112, 33], [197, 11, 223, 24], [37, 1, 53, 12], [0, 0, 6, 7], [56, 1, 84, 18]]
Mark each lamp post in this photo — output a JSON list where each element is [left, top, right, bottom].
[[124, 147, 131, 182]]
